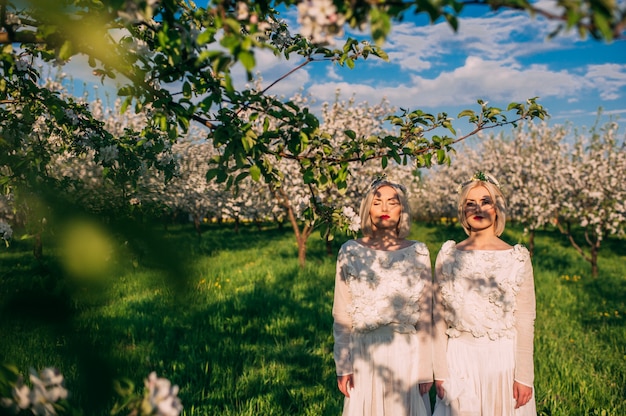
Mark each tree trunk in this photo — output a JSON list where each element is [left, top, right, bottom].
[[555, 220, 601, 278], [588, 233, 600, 278], [325, 235, 333, 257], [193, 215, 202, 236], [272, 187, 313, 268], [297, 234, 307, 268]]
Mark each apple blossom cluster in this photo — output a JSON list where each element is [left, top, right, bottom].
[[235, 2, 291, 46], [0, 220, 12, 245], [141, 371, 183, 416], [342, 206, 361, 232], [0, 369, 182, 416], [2, 11, 20, 26], [14, 58, 31, 73], [125, 38, 152, 59], [297, 0, 346, 45], [266, 18, 294, 49], [0, 368, 68, 416], [98, 145, 120, 165], [117, 0, 160, 24]]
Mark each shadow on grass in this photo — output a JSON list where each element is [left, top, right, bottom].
[[1, 222, 343, 415], [48, 262, 341, 415]]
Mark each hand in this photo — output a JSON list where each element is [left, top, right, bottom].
[[337, 374, 353, 398], [435, 380, 445, 399], [513, 381, 533, 408], [419, 382, 433, 395]]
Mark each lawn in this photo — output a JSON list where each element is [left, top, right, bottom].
[[0, 220, 624, 415]]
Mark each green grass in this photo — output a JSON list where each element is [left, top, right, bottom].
[[0, 221, 624, 415]]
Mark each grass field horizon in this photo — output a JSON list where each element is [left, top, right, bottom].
[[1, 219, 624, 415]]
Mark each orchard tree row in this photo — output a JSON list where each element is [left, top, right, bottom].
[[1, 0, 624, 267], [0, 81, 421, 266], [1, 74, 624, 274], [413, 120, 626, 277]]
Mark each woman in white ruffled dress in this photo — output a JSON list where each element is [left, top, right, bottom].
[[432, 172, 537, 416], [333, 179, 434, 416]]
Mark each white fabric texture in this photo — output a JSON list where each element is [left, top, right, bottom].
[[333, 240, 433, 415], [433, 240, 537, 416], [432, 336, 536, 416]]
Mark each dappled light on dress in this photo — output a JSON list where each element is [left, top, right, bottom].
[[334, 241, 433, 415]]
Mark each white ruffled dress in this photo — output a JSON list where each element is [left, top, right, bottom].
[[433, 240, 537, 416], [333, 240, 434, 416]]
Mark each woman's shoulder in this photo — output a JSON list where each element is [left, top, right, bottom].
[[339, 239, 360, 251], [439, 240, 457, 253], [406, 240, 430, 256], [511, 243, 531, 260]]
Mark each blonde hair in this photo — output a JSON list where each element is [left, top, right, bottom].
[[457, 175, 506, 236], [359, 180, 411, 238]]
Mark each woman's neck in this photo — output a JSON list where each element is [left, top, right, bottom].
[[360, 232, 410, 251], [458, 230, 510, 250]]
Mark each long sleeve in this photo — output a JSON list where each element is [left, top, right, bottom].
[[514, 254, 536, 386], [432, 246, 450, 381], [416, 248, 434, 383], [332, 248, 353, 376]]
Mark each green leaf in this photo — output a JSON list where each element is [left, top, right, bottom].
[[250, 165, 261, 181], [457, 109, 475, 118], [593, 12, 612, 40], [369, 8, 392, 45], [182, 81, 192, 98], [206, 168, 221, 182], [58, 40, 73, 61], [196, 29, 214, 45], [303, 168, 315, 184], [238, 50, 256, 72], [436, 149, 446, 164], [235, 171, 249, 183]]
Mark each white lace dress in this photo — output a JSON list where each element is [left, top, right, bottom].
[[333, 240, 433, 416], [432, 240, 537, 416]]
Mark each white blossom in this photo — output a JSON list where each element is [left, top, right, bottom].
[[118, 0, 160, 24], [4, 12, 21, 25], [143, 372, 183, 416], [0, 375, 31, 412], [15, 58, 31, 72], [0, 220, 12, 242], [297, 0, 346, 45], [98, 145, 119, 164]]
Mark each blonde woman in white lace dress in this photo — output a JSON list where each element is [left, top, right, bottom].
[[432, 172, 537, 416], [333, 179, 433, 416]]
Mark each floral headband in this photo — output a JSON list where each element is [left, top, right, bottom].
[[458, 171, 501, 192], [370, 174, 407, 193]]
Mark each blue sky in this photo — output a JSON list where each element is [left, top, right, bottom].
[[239, 0, 626, 137]]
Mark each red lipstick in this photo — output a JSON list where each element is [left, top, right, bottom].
[[380, 215, 390, 220]]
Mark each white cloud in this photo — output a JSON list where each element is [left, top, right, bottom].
[[584, 63, 626, 101], [302, 55, 590, 110], [382, 9, 572, 76]]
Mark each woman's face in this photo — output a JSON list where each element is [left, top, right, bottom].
[[369, 185, 402, 232], [463, 185, 497, 233]]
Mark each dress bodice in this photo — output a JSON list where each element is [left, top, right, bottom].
[[436, 240, 532, 340], [338, 240, 431, 332]]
